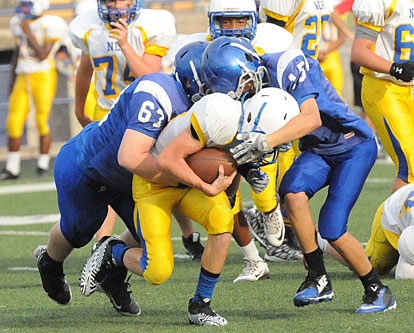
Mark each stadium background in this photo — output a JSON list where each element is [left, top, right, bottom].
[[0, 0, 354, 162]]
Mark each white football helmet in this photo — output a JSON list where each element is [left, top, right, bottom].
[[398, 226, 414, 265], [208, 0, 258, 40], [240, 87, 300, 135], [16, 0, 50, 18]]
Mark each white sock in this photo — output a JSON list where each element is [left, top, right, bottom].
[[240, 240, 262, 262], [37, 154, 50, 170], [6, 151, 21, 176]]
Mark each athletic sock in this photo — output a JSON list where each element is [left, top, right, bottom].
[[6, 151, 21, 175], [240, 239, 262, 262], [192, 267, 220, 303], [37, 154, 50, 170], [111, 242, 130, 267], [359, 268, 384, 291], [304, 248, 326, 278], [41, 251, 64, 275]]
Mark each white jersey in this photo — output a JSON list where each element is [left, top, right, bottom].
[[10, 14, 68, 74], [252, 23, 293, 55], [162, 22, 293, 70], [260, 0, 333, 58], [382, 183, 414, 235], [151, 93, 241, 157], [69, 8, 176, 109], [353, 0, 414, 86]]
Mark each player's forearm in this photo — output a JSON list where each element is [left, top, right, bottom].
[[266, 98, 321, 148], [24, 28, 53, 60], [157, 149, 206, 190], [351, 38, 392, 74], [131, 153, 178, 185], [121, 44, 155, 78]]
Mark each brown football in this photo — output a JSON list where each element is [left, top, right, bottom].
[[185, 148, 237, 184]]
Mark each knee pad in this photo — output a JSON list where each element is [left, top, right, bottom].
[[143, 255, 174, 285], [206, 203, 234, 234]]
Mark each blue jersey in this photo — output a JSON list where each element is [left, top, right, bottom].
[[72, 73, 191, 193], [261, 50, 374, 155]]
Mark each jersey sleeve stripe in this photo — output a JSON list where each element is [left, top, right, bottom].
[[190, 113, 207, 147], [263, 9, 289, 23], [135, 80, 173, 120], [357, 20, 382, 32], [385, 0, 398, 21], [145, 44, 169, 57], [82, 28, 93, 52]]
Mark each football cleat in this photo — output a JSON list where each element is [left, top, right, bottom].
[[356, 285, 397, 314], [36, 246, 72, 305], [284, 225, 301, 250], [0, 168, 19, 181], [294, 273, 334, 307], [97, 267, 141, 316], [264, 242, 303, 262], [36, 167, 48, 178], [80, 236, 121, 296], [243, 206, 267, 248], [233, 259, 270, 283], [188, 298, 228, 326], [182, 232, 204, 261], [264, 205, 285, 247]]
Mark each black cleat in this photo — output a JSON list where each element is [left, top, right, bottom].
[[182, 232, 204, 261], [98, 267, 141, 316], [36, 167, 48, 178], [188, 298, 228, 326], [0, 168, 19, 181], [36, 247, 72, 305]]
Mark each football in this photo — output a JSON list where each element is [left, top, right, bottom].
[[185, 148, 237, 184]]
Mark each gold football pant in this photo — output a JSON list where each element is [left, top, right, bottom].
[[365, 201, 400, 275], [7, 68, 57, 138], [133, 175, 234, 285], [362, 75, 414, 183]]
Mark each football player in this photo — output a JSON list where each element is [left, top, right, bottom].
[[1, 0, 68, 180], [318, 183, 414, 280], [69, 0, 204, 259], [34, 42, 208, 318], [351, 0, 414, 194], [201, 36, 397, 314], [79, 94, 242, 326]]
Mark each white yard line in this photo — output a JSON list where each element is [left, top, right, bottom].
[[0, 178, 393, 196], [0, 214, 60, 226], [0, 182, 55, 195]]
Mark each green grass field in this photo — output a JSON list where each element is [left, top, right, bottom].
[[0, 161, 412, 332]]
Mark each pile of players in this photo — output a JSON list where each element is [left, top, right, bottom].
[[22, 0, 414, 327]]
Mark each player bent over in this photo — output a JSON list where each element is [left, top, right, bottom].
[[81, 93, 243, 326], [202, 36, 397, 314], [34, 43, 206, 319]]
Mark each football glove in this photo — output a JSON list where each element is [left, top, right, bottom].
[[230, 133, 273, 165], [390, 62, 414, 83]]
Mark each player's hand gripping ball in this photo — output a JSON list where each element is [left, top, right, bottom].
[[186, 148, 236, 184]]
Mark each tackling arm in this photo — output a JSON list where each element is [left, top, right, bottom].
[[118, 129, 178, 185]]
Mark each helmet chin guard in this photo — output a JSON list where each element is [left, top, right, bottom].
[[97, 0, 142, 24]]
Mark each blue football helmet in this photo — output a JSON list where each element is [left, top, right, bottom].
[[201, 36, 268, 101], [173, 41, 209, 102], [208, 0, 257, 40], [97, 0, 142, 24], [15, 0, 49, 19]]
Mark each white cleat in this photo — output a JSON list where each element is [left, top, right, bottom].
[[264, 204, 285, 247], [233, 259, 270, 283]]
